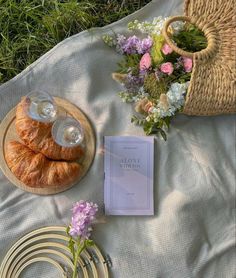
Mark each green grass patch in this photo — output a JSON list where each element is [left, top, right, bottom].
[[0, 0, 151, 84]]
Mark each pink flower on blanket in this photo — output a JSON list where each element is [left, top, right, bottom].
[[182, 57, 193, 72], [161, 43, 173, 55], [139, 53, 152, 71], [160, 62, 174, 75]]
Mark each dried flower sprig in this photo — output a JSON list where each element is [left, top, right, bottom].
[[67, 200, 98, 278]]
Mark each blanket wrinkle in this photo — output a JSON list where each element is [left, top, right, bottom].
[[195, 241, 236, 278]]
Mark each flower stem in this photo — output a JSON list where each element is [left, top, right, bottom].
[[72, 241, 85, 278]]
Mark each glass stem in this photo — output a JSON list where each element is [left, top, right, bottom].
[[72, 241, 85, 278]]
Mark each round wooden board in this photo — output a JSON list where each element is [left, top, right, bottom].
[[0, 97, 96, 195]]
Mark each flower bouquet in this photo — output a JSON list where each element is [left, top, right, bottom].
[[103, 17, 206, 140]]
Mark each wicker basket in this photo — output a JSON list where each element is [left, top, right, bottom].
[[162, 0, 236, 116]]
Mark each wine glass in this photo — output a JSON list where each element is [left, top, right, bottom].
[[25, 90, 57, 122], [51, 116, 84, 147]]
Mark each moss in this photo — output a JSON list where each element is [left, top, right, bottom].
[[144, 73, 167, 99]]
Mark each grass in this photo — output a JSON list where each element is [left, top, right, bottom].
[[0, 0, 151, 84]]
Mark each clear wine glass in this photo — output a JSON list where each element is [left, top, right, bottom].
[[25, 90, 57, 122], [51, 116, 84, 147]]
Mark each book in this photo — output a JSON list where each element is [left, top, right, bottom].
[[104, 136, 154, 215]]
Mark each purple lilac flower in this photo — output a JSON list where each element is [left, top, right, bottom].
[[154, 68, 162, 81], [139, 68, 149, 75], [116, 34, 126, 45], [136, 37, 153, 54], [116, 34, 127, 53], [116, 35, 140, 54], [125, 72, 144, 92], [174, 57, 183, 69], [116, 34, 152, 55], [122, 35, 140, 54], [69, 200, 98, 240]]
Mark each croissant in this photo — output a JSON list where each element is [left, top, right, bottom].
[[15, 97, 84, 161], [5, 141, 82, 188]]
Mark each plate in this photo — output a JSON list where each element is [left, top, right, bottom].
[[0, 97, 96, 195]]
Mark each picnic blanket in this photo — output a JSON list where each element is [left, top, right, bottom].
[[0, 0, 235, 277]]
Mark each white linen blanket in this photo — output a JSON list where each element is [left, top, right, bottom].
[[0, 0, 235, 277]]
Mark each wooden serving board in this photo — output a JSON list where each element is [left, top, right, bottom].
[[0, 97, 96, 195]]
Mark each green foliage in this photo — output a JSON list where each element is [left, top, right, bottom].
[[117, 54, 141, 74], [172, 23, 207, 53], [161, 51, 179, 63], [150, 34, 164, 65], [143, 116, 171, 140], [132, 114, 171, 140], [85, 239, 94, 247], [161, 67, 192, 87], [131, 115, 146, 125], [0, 0, 151, 84]]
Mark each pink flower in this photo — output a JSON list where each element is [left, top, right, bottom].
[[161, 43, 173, 55], [144, 101, 153, 113], [139, 53, 151, 71], [148, 106, 154, 113], [160, 62, 174, 75], [182, 57, 193, 72]]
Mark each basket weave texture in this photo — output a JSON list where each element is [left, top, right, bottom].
[[162, 0, 236, 116]]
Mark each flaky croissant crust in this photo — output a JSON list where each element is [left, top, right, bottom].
[[15, 97, 84, 161], [6, 141, 82, 188]]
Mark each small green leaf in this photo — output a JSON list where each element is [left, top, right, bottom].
[[66, 226, 70, 235], [163, 117, 171, 128], [85, 239, 94, 247], [68, 236, 75, 260], [131, 115, 145, 126], [160, 129, 167, 141], [143, 123, 153, 135], [131, 116, 136, 123]]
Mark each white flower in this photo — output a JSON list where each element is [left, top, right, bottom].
[[167, 82, 188, 109], [128, 16, 168, 35], [152, 82, 189, 118], [171, 21, 184, 34], [133, 88, 149, 102], [118, 91, 136, 103], [152, 108, 158, 113], [158, 105, 176, 118], [127, 16, 184, 36], [102, 35, 116, 47]]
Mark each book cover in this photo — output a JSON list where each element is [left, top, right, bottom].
[[104, 136, 154, 215]]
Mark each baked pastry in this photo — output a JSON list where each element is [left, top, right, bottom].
[[15, 97, 84, 161], [5, 141, 82, 188]]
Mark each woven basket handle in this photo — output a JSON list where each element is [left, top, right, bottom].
[[162, 16, 217, 59]]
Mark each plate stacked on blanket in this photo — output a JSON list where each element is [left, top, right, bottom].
[[0, 97, 96, 195]]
